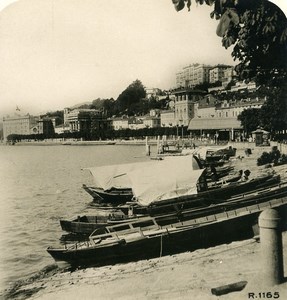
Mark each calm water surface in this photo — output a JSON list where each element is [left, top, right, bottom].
[[0, 144, 154, 292]]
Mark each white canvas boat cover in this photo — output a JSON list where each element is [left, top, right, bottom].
[[85, 155, 201, 192], [127, 155, 205, 206], [86, 161, 155, 191]]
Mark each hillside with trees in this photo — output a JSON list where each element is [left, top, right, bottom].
[[77, 79, 169, 117]]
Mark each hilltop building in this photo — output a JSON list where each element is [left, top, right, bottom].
[[209, 65, 233, 84], [176, 64, 212, 88]]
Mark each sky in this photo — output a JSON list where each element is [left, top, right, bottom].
[[0, 0, 286, 117]]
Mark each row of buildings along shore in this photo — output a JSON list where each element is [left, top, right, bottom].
[[2, 64, 265, 142]]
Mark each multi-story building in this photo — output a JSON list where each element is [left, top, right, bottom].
[[146, 88, 162, 99], [176, 64, 212, 88], [230, 81, 257, 92], [209, 65, 232, 84], [63, 108, 102, 132], [143, 116, 161, 128], [193, 64, 211, 86], [172, 88, 205, 126], [2, 113, 56, 140], [188, 96, 265, 141], [176, 70, 185, 88], [222, 67, 236, 87], [216, 98, 265, 119], [128, 117, 145, 130], [3, 113, 39, 140], [112, 116, 129, 130], [194, 94, 217, 119], [160, 110, 176, 127]]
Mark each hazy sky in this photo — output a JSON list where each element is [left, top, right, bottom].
[[0, 0, 286, 117]]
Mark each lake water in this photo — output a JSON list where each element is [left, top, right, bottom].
[[0, 144, 156, 292]]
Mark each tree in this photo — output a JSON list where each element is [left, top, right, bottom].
[[237, 108, 261, 134], [173, 0, 286, 82], [172, 0, 287, 135], [45, 110, 64, 124], [259, 86, 286, 133], [116, 80, 146, 115]]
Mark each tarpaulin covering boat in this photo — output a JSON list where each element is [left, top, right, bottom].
[[127, 156, 205, 206], [84, 155, 202, 204]]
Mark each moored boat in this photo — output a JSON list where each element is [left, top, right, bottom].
[[60, 181, 287, 235], [83, 155, 203, 204], [82, 185, 133, 204], [60, 213, 145, 234], [47, 193, 287, 268]]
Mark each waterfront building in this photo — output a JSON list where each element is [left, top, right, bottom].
[[194, 94, 217, 119], [63, 108, 102, 132], [128, 117, 145, 130], [3, 113, 39, 141], [160, 110, 176, 127], [172, 88, 205, 126], [143, 116, 161, 128], [188, 96, 265, 141], [54, 123, 72, 134], [2, 113, 56, 141], [112, 116, 129, 130]]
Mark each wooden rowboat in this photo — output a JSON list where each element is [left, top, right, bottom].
[[47, 193, 287, 269], [60, 181, 287, 236]]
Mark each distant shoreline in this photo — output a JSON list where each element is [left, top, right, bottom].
[[1, 140, 285, 154], [1, 139, 157, 146]]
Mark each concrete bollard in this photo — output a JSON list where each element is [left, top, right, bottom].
[[258, 208, 284, 286], [145, 137, 150, 156]]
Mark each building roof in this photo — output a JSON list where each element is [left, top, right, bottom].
[[188, 117, 242, 130], [161, 110, 174, 114]]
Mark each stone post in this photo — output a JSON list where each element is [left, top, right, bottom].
[[145, 136, 150, 156], [258, 209, 284, 286]]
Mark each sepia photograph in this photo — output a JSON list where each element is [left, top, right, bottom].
[[0, 0, 287, 299]]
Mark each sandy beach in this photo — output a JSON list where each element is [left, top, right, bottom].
[[5, 233, 287, 300], [3, 144, 287, 300]]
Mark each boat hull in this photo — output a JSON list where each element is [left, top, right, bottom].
[[48, 214, 255, 268], [61, 182, 287, 235], [48, 197, 287, 268], [82, 184, 133, 204]]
